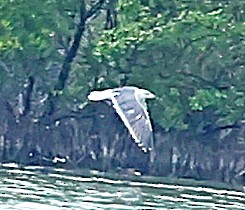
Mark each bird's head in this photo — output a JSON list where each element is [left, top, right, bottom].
[[137, 88, 155, 99]]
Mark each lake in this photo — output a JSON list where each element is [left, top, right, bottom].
[[0, 163, 244, 209]]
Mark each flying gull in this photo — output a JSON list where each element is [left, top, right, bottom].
[[88, 86, 155, 158]]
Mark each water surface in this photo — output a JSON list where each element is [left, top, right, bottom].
[[0, 163, 244, 209]]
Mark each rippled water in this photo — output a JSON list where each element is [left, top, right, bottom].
[[0, 163, 244, 209]]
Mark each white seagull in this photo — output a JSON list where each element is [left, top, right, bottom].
[[88, 86, 155, 156]]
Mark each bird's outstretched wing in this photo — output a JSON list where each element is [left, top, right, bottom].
[[110, 88, 154, 152]]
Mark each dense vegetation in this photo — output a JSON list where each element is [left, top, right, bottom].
[[0, 0, 245, 129], [1, 0, 244, 132], [0, 1, 244, 188]]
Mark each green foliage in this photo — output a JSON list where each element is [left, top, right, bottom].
[[94, 0, 245, 130], [0, 0, 244, 131], [189, 87, 245, 126], [189, 89, 227, 111], [0, 0, 80, 76]]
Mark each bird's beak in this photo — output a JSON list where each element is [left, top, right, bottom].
[[148, 93, 155, 99], [147, 91, 155, 99], [140, 89, 155, 99]]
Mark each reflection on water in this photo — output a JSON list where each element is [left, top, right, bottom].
[[0, 163, 244, 209]]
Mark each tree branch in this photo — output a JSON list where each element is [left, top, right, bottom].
[[86, 0, 106, 20], [22, 76, 35, 116], [55, 0, 107, 91]]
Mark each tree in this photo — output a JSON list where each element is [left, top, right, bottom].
[[94, 0, 245, 131], [0, 0, 108, 118], [0, 1, 244, 186]]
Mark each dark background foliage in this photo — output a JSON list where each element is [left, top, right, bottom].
[[0, 0, 244, 189]]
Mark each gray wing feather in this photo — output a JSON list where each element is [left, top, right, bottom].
[[112, 88, 154, 152]]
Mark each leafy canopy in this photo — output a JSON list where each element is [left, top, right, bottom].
[[0, 0, 244, 131], [94, 0, 245, 130]]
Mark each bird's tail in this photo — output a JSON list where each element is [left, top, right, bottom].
[[88, 89, 113, 101]]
